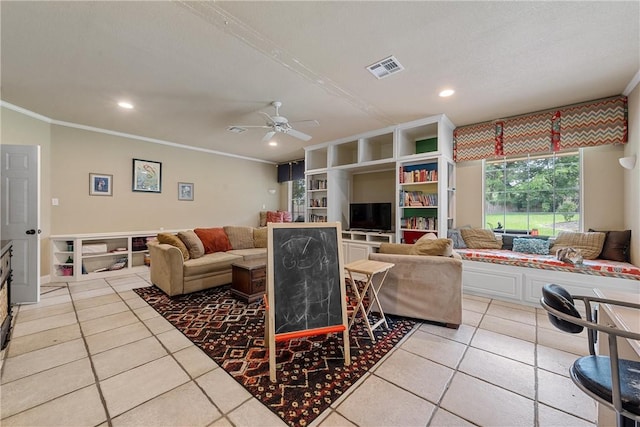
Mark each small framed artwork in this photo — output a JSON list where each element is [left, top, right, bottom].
[[178, 182, 194, 201], [132, 159, 162, 193], [89, 173, 113, 196]]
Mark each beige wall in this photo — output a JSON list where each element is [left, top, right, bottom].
[[453, 160, 483, 227], [50, 125, 279, 233], [623, 84, 639, 265], [351, 169, 396, 224], [2, 106, 282, 277], [351, 170, 396, 203], [455, 141, 627, 230], [1, 107, 53, 274]]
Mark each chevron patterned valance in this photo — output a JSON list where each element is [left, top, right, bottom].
[[453, 95, 628, 162]]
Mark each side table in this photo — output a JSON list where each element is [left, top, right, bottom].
[[231, 259, 266, 303], [344, 259, 394, 342]]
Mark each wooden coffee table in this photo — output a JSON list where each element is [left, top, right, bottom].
[[231, 259, 266, 303]]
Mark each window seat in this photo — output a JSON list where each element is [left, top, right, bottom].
[[457, 249, 640, 306], [456, 249, 640, 280]]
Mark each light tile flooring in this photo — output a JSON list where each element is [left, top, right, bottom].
[[0, 272, 596, 426]]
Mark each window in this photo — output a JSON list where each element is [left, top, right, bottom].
[[484, 151, 580, 236], [289, 178, 306, 222]]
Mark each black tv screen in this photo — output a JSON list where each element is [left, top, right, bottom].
[[349, 203, 392, 232]]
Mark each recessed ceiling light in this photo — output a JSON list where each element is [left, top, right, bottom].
[[118, 101, 134, 109], [268, 141, 278, 147], [439, 89, 455, 98]]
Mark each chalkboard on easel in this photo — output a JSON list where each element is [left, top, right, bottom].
[[266, 222, 350, 381]]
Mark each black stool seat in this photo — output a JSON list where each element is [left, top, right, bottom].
[[573, 356, 640, 415]]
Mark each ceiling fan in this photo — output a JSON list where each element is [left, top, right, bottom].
[[230, 101, 319, 142]]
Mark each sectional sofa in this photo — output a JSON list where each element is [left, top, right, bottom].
[[148, 226, 266, 296]]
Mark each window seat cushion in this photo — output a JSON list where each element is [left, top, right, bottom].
[[456, 249, 640, 280]]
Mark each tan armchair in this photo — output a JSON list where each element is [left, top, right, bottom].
[[368, 245, 463, 328]]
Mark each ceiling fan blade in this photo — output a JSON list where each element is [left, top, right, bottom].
[[262, 131, 276, 142], [289, 119, 320, 127], [287, 128, 312, 141], [230, 125, 272, 129], [258, 111, 276, 125]]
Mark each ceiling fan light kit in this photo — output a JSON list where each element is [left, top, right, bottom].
[[229, 101, 317, 143]]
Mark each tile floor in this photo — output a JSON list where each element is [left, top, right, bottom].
[[0, 272, 596, 426]]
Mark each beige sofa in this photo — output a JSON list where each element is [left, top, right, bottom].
[[147, 226, 266, 297], [368, 241, 463, 328]]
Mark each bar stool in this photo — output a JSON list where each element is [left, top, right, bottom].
[[540, 284, 640, 427]]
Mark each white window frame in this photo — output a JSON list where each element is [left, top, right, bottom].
[[482, 149, 583, 236]]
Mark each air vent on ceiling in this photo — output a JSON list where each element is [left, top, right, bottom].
[[367, 56, 404, 79], [227, 126, 247, 134]]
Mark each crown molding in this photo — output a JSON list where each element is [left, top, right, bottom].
[[623, 69, 640, 96], [0, 100, 275, 165]]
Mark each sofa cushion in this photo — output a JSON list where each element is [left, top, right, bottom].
[[253, 227, 267, 248], [410, 238, 453, 257], [588, 229, 631, 262], [183, 252, 241, 277], [460, 228, 502, 249], [227, 248, 267, 261], [194, 228, 233, 254], [178, 230, 205, 259], [157, 233, 189, 261], [223, 226, 255, 250], [512, 237, 549, 255], [550, 231, 606, 260]]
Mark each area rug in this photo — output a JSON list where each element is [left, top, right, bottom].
[[134, 284, 417, 427]]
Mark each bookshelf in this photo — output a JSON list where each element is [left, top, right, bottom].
[[307, 173, 328, 223]]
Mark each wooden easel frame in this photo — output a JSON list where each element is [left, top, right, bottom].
[[265, 222, 350, 382]]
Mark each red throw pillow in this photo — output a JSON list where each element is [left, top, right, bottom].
[[194, 228, 233, 254], [266, 210, 284, 223], [279, 210, 293, 222]]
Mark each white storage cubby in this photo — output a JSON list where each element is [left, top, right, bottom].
[[50, 230, 171, 282]]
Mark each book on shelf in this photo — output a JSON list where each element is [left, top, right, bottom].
[[399, 167, 437, 184], [399, 190, 437, 207], [309, 179, 327, 190], [400, 216, 437, 230]]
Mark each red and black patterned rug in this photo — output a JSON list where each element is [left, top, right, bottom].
[[134, 284, 417, 427]]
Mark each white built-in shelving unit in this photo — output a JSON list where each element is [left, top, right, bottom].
[[304, 114, 455, 258], [50, 230, 175, 282]]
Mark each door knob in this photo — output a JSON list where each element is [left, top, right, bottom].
[[25, 229, 36, 235]]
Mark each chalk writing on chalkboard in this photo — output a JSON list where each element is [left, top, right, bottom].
[[271, 227, 342, 334]]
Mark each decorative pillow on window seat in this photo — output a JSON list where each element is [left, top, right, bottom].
[[460, 228, 502, 249], [512, 237, 550, 255], [550, 231, 605, 260], [588, 228, 631, 262]]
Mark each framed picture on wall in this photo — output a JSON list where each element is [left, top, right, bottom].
[[178, 182, 194, 201], [89, 173, 113, 196], [132, 158, 162, 193]]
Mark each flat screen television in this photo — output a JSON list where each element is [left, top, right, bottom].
[[349, 203, 392, 232]]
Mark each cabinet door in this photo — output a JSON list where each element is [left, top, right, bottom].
[[347, 243, 369, 263]]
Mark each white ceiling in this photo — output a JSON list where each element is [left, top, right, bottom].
[[1, 1, 638, 164]]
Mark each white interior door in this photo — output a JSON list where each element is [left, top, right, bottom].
[[1, 144, 41, 304]]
